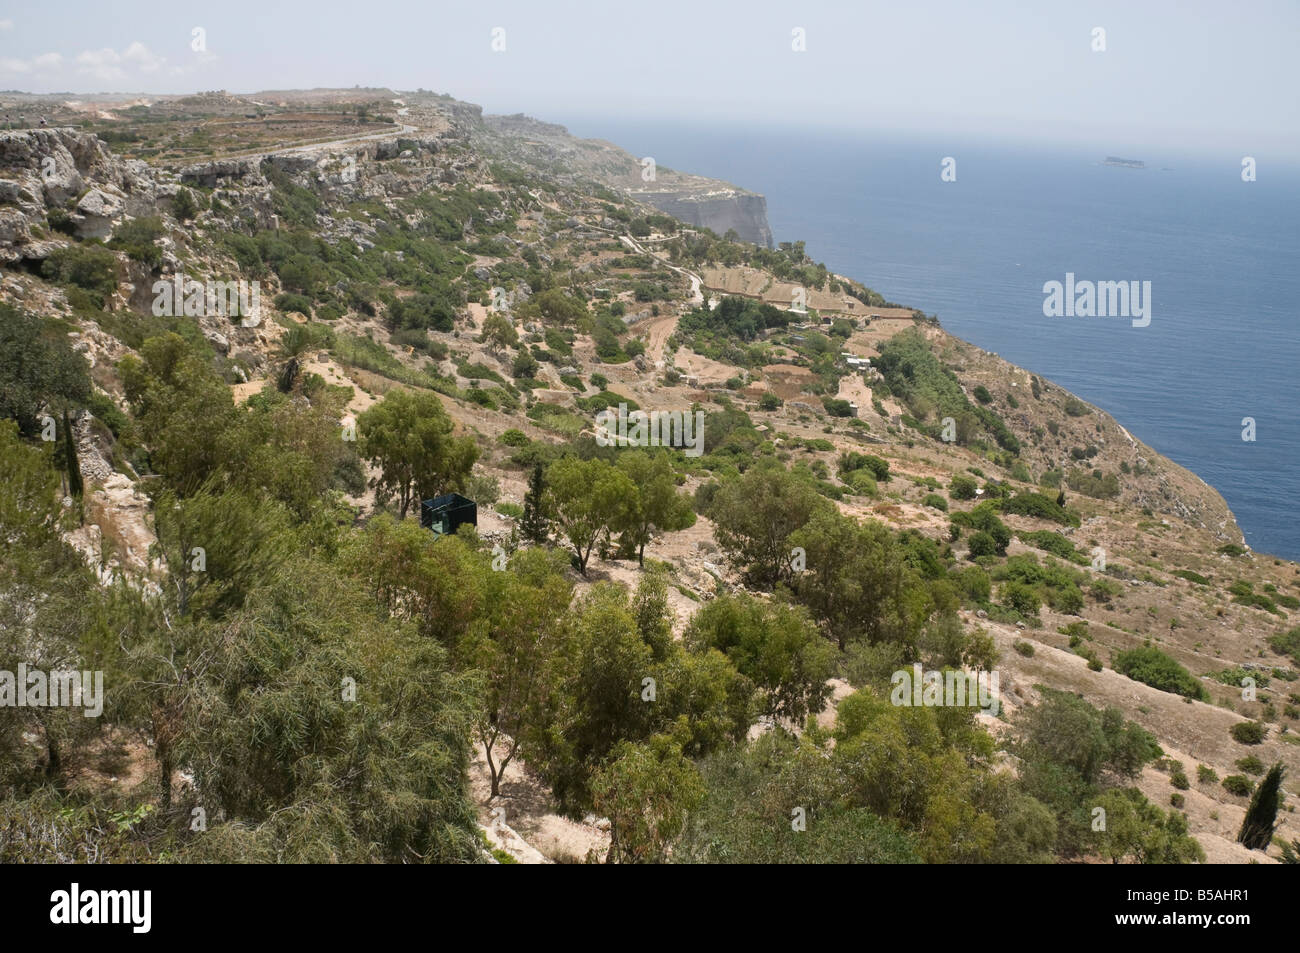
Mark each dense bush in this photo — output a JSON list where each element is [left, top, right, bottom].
[[1222, 775, 1254, 797], [1001, 491, 1079, 527], [1112, 646, 1207, 700], [1229, 721, 1265, 745], [41, 244, 118, 309], [949, 474, 978, 500]]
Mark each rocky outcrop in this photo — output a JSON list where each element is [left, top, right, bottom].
[[476, 112, 776, 248], [0, 128, 159, 261], [632, 188, 774, 248]]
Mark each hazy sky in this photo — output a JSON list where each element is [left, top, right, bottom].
[[3, 0, 1297, 157]]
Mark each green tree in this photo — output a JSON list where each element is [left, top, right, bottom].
[[0, 305, 92, 436], [545, 456, 635, 575], [520, 463, 549, 544], [710, 463, 829, 588], [527, 582, 654, 811], [1012, 689, 1161, 857], [460, 547, 571, 797], [358, 389, 478, 517], [616, 451, 695, 566], [674, 731, 922, 864], [172, 187, 201, 222], [686, 594, 835, 725], [1093, 787, 1206, 864], [480, 313, 518, 352], [175, 558, 483, 862], [120, 333, 243, 494], [1237, 762, 1285, 851], [0, 422, 109, 790], [521, 288, 589, 326], [150, 481, 293, 619], [592, 731, 704, 864], [58, 410, 83, 509], [788, 508, 922, 651]]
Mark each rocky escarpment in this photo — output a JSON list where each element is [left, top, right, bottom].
[[630, 187, 773, 248], [0, 128, 163, 261], [476, 112, 775, 247]]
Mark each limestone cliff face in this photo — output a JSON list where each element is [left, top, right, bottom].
[[475, 112, 775, 248], [0, 128, 159, 260], [632, 188, 773, 248]]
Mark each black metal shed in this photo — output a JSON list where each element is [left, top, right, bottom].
[[420, 493, 477, 536]]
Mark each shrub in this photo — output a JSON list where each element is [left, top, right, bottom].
[[1013, 640, 1035, 657], [274, 292, 315, 315], [954, 565, 991, 604], [841, 469, 877, 497], [463, 473, 501, 506], [1089, 577, 1123, 603], [1170, 793, 1185, 809], [1019, 530, 1082, 562], [1001, 581, 1041, 617], [949, 474, 978, 500], [1221, 775, 1254, 797], [973, 385, 992, 404], [1063, 396, 1090, 417], [499, 428, 530, 447], [759, 392, 782, 411], [1234, 755, 1265, 776], [967, 531, 997, 559], [1229, 721, 1265, 745], [1066, 468, 1120, 500], [1170, 767, 1190, 790], [41, 244, 118, 308], [1002, 491, 1079, 526], [839, 452, 891, 482], [1112, 646, 1207, 700], [1268, 627, 1300, 664], [921, 493, 947, 512], [512, 350, 540, 379], [107, 215, 165, 267], [172, 187, 203, 221], [1197, 764, 1218, 785]]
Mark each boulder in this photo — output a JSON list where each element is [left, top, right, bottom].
[[73, 187, 126, 239]]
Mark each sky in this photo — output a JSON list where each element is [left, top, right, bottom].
[[2, 0, 1298, 158]]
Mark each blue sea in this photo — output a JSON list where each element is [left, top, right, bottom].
[[560, 118, 1300, 561]]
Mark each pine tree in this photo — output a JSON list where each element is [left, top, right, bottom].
[[521, 463, 548, 544], [1237, 762, 1284, 850]]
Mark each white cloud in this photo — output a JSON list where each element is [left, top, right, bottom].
[[0, 40, 197, 88], [122, 41, 165, 73], [74, 43, 167, 84], [0, 52, 63, 77]]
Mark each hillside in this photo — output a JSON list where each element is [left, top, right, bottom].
[[1, 88, 1296, 865]]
